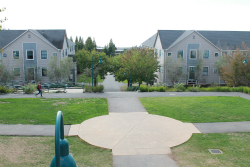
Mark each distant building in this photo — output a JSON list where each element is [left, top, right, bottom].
[[142, 30, 250, 85]]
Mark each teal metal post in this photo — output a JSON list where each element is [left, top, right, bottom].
[[92, 53, 103, 92], [124, 68, 131, 87], [50, 111, 77, 167]]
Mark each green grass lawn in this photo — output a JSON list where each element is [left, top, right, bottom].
[[0, 98, 108, 125], [172, 132, 250, 166], [0, 136, 112, 167], [139, 96, 250, 123]]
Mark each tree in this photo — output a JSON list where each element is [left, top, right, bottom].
[[165, 57, 186, 85], [113, 48, 160, 87], [85, 37, 94, 52], [75, 49, 110, 86], [47, 56, 74, 83], [220, 42, 250, 86], [78, 36, 84, 50], [194, 51, 204, 83], [75, 36, 79, 52], [0, 7, 7, 31], [103, 39, 116, 57]]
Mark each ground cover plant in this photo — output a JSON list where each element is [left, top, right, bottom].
[[172, 133, 250, 166], [0, 98, 108, 124], [0, 136, 112, 167], [139, 96, 250, 123]]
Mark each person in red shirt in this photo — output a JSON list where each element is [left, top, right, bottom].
[[36, 82, 43, 97]]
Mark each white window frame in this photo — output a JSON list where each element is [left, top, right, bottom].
[[41, 67, 47, 76], [13, 50, 20, 59], [41, 50, 48, 59], [14, 67, 20, 76], [26, 50, 34, 60], [53, 52, 57, 57], [202, 66, 209, 75], [213, 68, 218, 73], [203, 50, 209, 59], [167, 52, 172, 57], [215, 52, 219, 57], [190, 49, 197, 59], [177, 50, 183, 58]]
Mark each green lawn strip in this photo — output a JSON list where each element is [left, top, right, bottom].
[[0, 98, 108, 125], [0, 136, 112, 167], [139, 96, 250, 123], [172, 133, 250, 167]]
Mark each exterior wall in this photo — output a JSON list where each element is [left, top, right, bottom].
[[154, 33, 164, 83], [1, 30, 59, 83], [163, 31, 223, 85]]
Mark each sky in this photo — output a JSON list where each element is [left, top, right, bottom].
[[1, 0, 250, 47]]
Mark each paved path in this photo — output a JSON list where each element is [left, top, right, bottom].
[[102, 73, 125, 92]]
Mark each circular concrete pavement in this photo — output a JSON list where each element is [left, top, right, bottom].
[[77, 112, 198, 155]]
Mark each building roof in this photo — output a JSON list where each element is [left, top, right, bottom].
[[0, 29, 67, 49], [198, 31, 250, 50], [141, 33, 157, 48], [142, 30, 250, 50]]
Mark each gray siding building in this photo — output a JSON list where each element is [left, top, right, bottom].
[[142, 30, 250, 86], [0, 29, 76, 83]]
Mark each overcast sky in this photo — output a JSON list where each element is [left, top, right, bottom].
[[1, 0, 250, 47]]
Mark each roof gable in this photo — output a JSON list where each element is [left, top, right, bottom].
[[197, 30, 250, 50], [157, 30, 186, 49], [0, 29, 66, 50], [0, 30, 26, 48], [142, 33, 157, 48]]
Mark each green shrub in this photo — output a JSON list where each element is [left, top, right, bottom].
[[149, 86, 157, 92], [188, 84, 201, 92], [126, 86, 139, 91], [0, 86, 10, 94], [174, 83, 186, 92], [139, 85, 149, 92], [22, 83, 36, 94], [158, 86, 166, 92], [93, 85, 104, 92], [84, 85, 92, 92]]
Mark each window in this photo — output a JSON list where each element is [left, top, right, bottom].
[[41, 50, 47, 59], [3, 53, 7, 57], [203, 50, 209, 59], [155, 49, 158, 56], [27, 50, 34, 60], [193, 36, 195, 39], [203, 67, 208, 75], [41, 67, 47, 76], [215, 53, 219, 57], [53, 53, 57, 57], [14, 68, 20, 76], [167, 52, 172, 56], [159, 50, 161, 58], [28, 34, 31, 38], [213, 68, 218, 73], [190, 50, 196, 59], [13, 51, 19, 59], [177, 50, 183, 58]]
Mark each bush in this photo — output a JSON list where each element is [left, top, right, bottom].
[[22, 83, 36, 94], [174, 83, 186, 92], [139, 85, 149, 92], [149, 86, 157, 92], [158, 86, 166, 92], [93, 85, 104, 92], [0, 86, 10, 94], [84, 85, 92, 92], [188, 84, 201, 92], [126, 86, 139, 91]]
